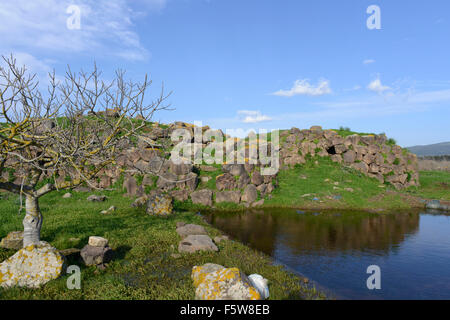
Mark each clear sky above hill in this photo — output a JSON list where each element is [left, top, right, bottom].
[[1, 0, 449, 146]]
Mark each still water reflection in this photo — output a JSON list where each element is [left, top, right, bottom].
[[203, 209, 450, 299]]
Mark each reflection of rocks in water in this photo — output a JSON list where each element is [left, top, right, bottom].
[[205, 210, 420, 256], [278, 212, 420, 255], [206, 210, 278, 255]]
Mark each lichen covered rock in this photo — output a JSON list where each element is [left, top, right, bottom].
[[192, 264, 261, 300], [0, 242, 65, 288], [146, 193, 173, 216]]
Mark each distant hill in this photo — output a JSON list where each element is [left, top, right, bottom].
[[406, 142, 450, 156]]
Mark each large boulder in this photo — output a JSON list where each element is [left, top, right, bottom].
[[0, 242, 65, 288], [237, 172, 251, 189], [223, 164, 246, 177], [216, 173, 237, 191], [146, 193, 173, 216], [342, 150, 356, 164], [178, 235, 218, 253], [351, 162, 369, 174], [215, 191, 241, 204], [360, 135, 375, 145], [123, 176, 138, 196], [156, 172, 178, 191], [334, 144, 347, 154], [331, 154, 342, 163], [192, 263, 224, 287], [283, 155, 305, 166], [169, 161, 193, 175], [190, 189, 213, 206], [170, 189, 189, 202], [178, 172, 198, 191], [0, 231, 23, 250], [80, 245, 113, 267], [241, 184, 258, 203], [192, 264, 261, 300], [250, 170, 264, 186]]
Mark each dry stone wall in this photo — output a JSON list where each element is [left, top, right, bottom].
[[1, 123, 420, 208], [280, 126, 419, 189]]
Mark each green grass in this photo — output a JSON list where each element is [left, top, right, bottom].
[[404, 171, 450, 200], [263, 156, 412, 210], [333, 128, 375, 137], [0, 189, 323, 300]]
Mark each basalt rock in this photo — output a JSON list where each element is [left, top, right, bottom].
[[215, 191, 241, 204], [190, 189, 213, 206], [178, 235, 218, 253], [216, 173, 237, 191], [146, 193, 173, 216]]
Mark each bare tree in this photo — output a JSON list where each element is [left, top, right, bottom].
[[0, 55, 171, 247]]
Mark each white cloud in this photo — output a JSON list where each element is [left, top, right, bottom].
[[367, 77, 391, 93], [344, 85, 362, 92], [363, 59, 376, 65], [238, 110, 272, 123], [309, 86, 450, 120], [0, 0, 160, 61], [272, 79, 332, 97], [8, 52, 52, 74]]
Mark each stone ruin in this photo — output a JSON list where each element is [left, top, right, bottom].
[[0, 123, 420, 207], [279, 126, 419, 190]]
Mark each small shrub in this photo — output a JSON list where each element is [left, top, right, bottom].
[[387, 138, 397, 146]]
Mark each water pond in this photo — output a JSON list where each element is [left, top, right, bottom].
[[203, 208, 450, 300]]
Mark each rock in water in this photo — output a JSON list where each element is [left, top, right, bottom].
[[146, 193, 173, 216], [0, 242, 65, 288], [0, 231, 23, 250], [192, 264, 261, 300]]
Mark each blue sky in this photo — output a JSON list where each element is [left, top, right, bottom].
[[1, 0, 449, 146]]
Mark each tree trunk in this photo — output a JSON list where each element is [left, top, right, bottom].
[[23, 195, 43, 247]]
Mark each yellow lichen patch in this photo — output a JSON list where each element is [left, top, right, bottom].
[[0, 242, 64, 289], [192, 264, 262, 300]]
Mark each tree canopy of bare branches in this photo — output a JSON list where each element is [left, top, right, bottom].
[[0, 54, 171, 246]]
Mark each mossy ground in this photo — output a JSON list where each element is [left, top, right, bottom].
[[0, 190, 323, 300]]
